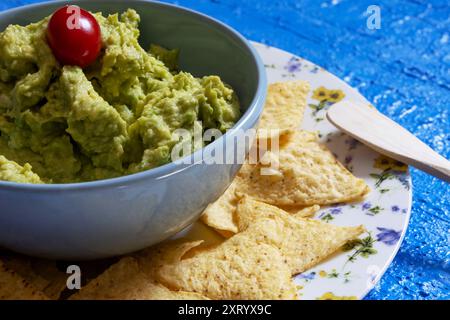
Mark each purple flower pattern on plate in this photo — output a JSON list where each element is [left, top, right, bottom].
[[285, 56, 302, 73], [376, 227, 401, 245], [298, 272, 316, 281], [319, 205, 343, 222], [361, 202, 384, 216]]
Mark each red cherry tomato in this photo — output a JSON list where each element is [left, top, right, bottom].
[[47, 5, 101, 68]]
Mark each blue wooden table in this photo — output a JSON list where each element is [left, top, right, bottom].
[[1, 0, 449, 300]]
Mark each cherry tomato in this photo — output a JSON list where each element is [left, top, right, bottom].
[[47, 5, 102, 68]]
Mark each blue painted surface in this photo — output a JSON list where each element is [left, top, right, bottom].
[[1, 0, 449, 299]]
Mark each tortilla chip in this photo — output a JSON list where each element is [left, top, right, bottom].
[[173, 221, 225, 246], [201, 81, 314, 234], [136, 240, 204, 277], [274, 204, 320, 218], [236, 197, 365, 275], [69, 256, 207, 300], [201, 184, 320, 236], [236, 130, 370, 206], [201, 186, 320, 236], [258, 81, 310, 139], [200, 181, 240, 234], [201, 129, 368, 232], [1, 255, 67, 300], [156, 235, 298, 300], [0, 260, 49, 300]]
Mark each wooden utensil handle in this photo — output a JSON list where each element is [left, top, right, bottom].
[[327, 101, 450, 183]]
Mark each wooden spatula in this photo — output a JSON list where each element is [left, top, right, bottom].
[[326, 101, 450, 183]]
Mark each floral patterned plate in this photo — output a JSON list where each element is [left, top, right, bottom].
[[257, 42, 412, 300], [180, 42, 412, 300]]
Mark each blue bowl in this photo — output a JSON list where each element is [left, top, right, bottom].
[[0, 0, 267, 259]]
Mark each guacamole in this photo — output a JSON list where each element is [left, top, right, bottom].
[[0, 9, 240, 184]]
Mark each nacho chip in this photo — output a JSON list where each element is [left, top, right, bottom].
[[2, 255, 67, 300], [200, 181, 240, 235], [200, 181, 320, 235], [137, 240, 205, 277], [172, 221, 224, 246], [201, 183, 320, 236], [69, 256, 207, 300], [201, 81, 314, 234], [201, 129, 368, 232], [268, 204, 320, 217], [156, 234, 298, 300], [236, 130, 370, 206], [282, 204, 320, 218], [236, 197, 365, 275], [0, 260, 49, 300], [258, 81, 310, 139]]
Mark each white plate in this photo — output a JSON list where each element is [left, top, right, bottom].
[[181, 42, 412, 300], [256, 42, 412, 299]]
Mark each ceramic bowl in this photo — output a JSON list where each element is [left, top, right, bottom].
[[0, 0, 267, 259]]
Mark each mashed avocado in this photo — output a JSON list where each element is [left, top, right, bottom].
[[0, 156, 42, 183], [0, 9, 240, 184]]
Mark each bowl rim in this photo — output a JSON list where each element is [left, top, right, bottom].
[[0, 0, 267, 191]]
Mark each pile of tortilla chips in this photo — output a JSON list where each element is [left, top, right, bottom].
[[0, 80, 369, 300]]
